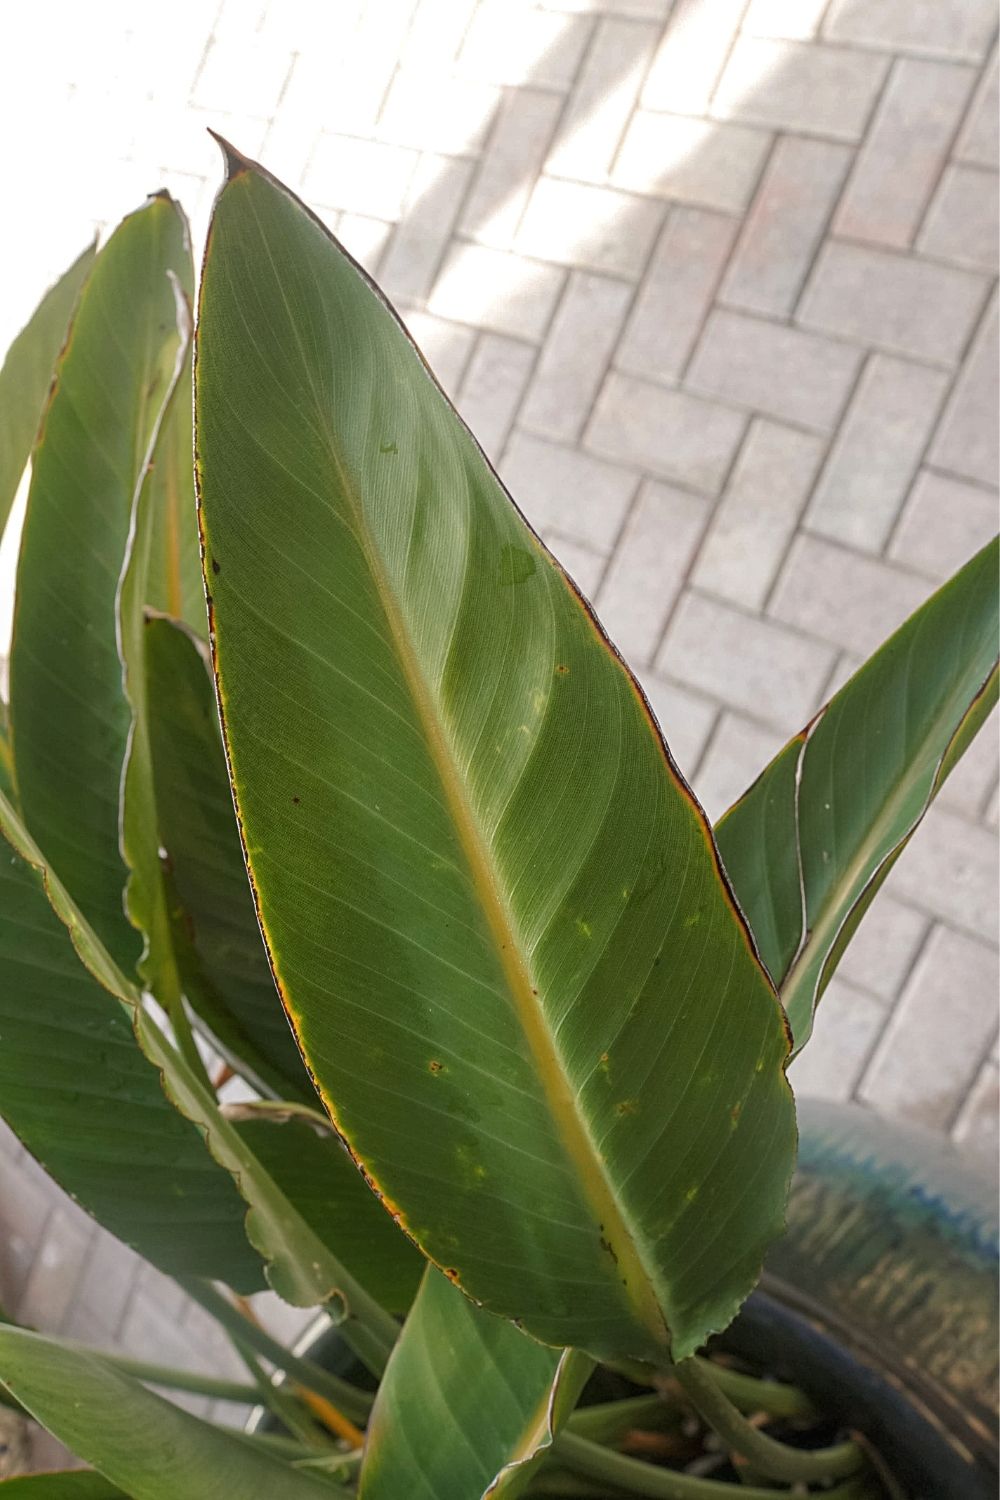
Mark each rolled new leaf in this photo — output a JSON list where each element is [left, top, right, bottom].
[[196, 145, 795, 1366], [717, 537, 999, 1053], [361, 1267, 591, 1500]]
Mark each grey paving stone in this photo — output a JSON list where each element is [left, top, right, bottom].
[[832, 59, 976, 248], [804, 354, 950, 551], [918, 163, 1000, 274], [428, 244, 565, 341], [837, 893, 930, 1002], [742, 0, 833, 40], [769, 533, 931, 656], [501, 431, 638, 551], [953, 1057, 1000, 1165], [798, 241, 990, 365], [17, 1206, 92, 1332], [686, 308, 863, 431], [377, 67, 500, 156], [305, 134, 420, 221], [520, 272, 633, 442], [544, 533, 606, 598], [516, 175, 665, 277], [639, 675, 719, 780], [788, 977, 888, 1102], [69, 1229, 143, 1346], [692, 711, 789, 821], [955, 49, 999, 168], [586, 374, 748, 492], [927, 293, 999, 485], [459, 88, 564, 249], [660, 596, 836, 735], [859, 926, 998, 1128], [0, 1154, 53, 1304], [458, 3, 594, 90], [616, 208, 739, 383], [612, 112, 773, 214], [720, 136, 852, 317], [379, 154, 474, 302], [457, 333, 536, 459], [402, 309, 477, 395], [713, 37, 888, 141], [692, 419, 825, 610], [547, 15, 659, 182], [938, 714, 1000, 820], [595, 482, 710, 665], [641, 0, 747, 116], [824, 0, 998, 64], [886, 804, 1000, 943], [888, 468, 999, 580]]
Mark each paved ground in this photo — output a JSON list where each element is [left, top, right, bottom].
[[0, 0, 997, 1472]]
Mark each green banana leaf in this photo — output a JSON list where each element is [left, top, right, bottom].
[[361, 1268, 591, 1500], [143, 614, 314, 1098], [0, 787, 398, 1367], [716, 538, 999, 1052], [0, 786, 262, 1290], [195, 146, 795, 1366], [0, 1327, 341, 1500], [0, 1475, 126, 1497], [0, 241, 95, 535], [234, 1113, 424, 1315], [145, 351, 206, 637], [9, 195, 189, 970]]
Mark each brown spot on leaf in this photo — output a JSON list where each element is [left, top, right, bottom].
[[211, 558, 220, 575], [429, 1059, 443, 1074]]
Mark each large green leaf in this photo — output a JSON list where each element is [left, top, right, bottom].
[[0, 1327, 340, 1500], [195, 147, 795, 1366], [361, 1268, 590, 1500], [0, 242, 95, 536], [0, 787, 262, 1289], [0, 1475, 126, 1497], [9, 195, 188, 970], [717, 538, 999, 1052], [0, 788, 397, 1369], [235, 1114, 424, 1315], [143, 613, 314, 1098]]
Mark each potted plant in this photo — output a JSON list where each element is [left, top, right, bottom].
[[0, 143, 995, 1500]]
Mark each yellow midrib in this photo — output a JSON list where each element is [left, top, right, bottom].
[[332, 445, 670, 1357]]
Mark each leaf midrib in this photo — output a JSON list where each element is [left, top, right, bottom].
[[339, 452, 670, 1352]]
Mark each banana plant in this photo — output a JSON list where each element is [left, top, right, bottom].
[[0, 144, 995, 1500]]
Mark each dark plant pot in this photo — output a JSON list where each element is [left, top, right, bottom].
[[250, 1100, 999, 1497], [718, 1098, 998, 1500]]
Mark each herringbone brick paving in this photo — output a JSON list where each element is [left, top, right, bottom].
[[0, 0, 996, 1467]]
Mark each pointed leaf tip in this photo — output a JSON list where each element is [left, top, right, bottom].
[[208, 129, 253, 180]]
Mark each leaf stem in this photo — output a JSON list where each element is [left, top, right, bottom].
[[179, 1280, 374, 1424], [555, 1431, 879, 1499], [673, 1358, 864, 1483], [606, 1357, 815, 1421]]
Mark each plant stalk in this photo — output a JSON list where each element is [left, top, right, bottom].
[[555, 1431, 879, 1499], [673, 1358, 864, 1484], [179, 1279, 374, 1424]]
